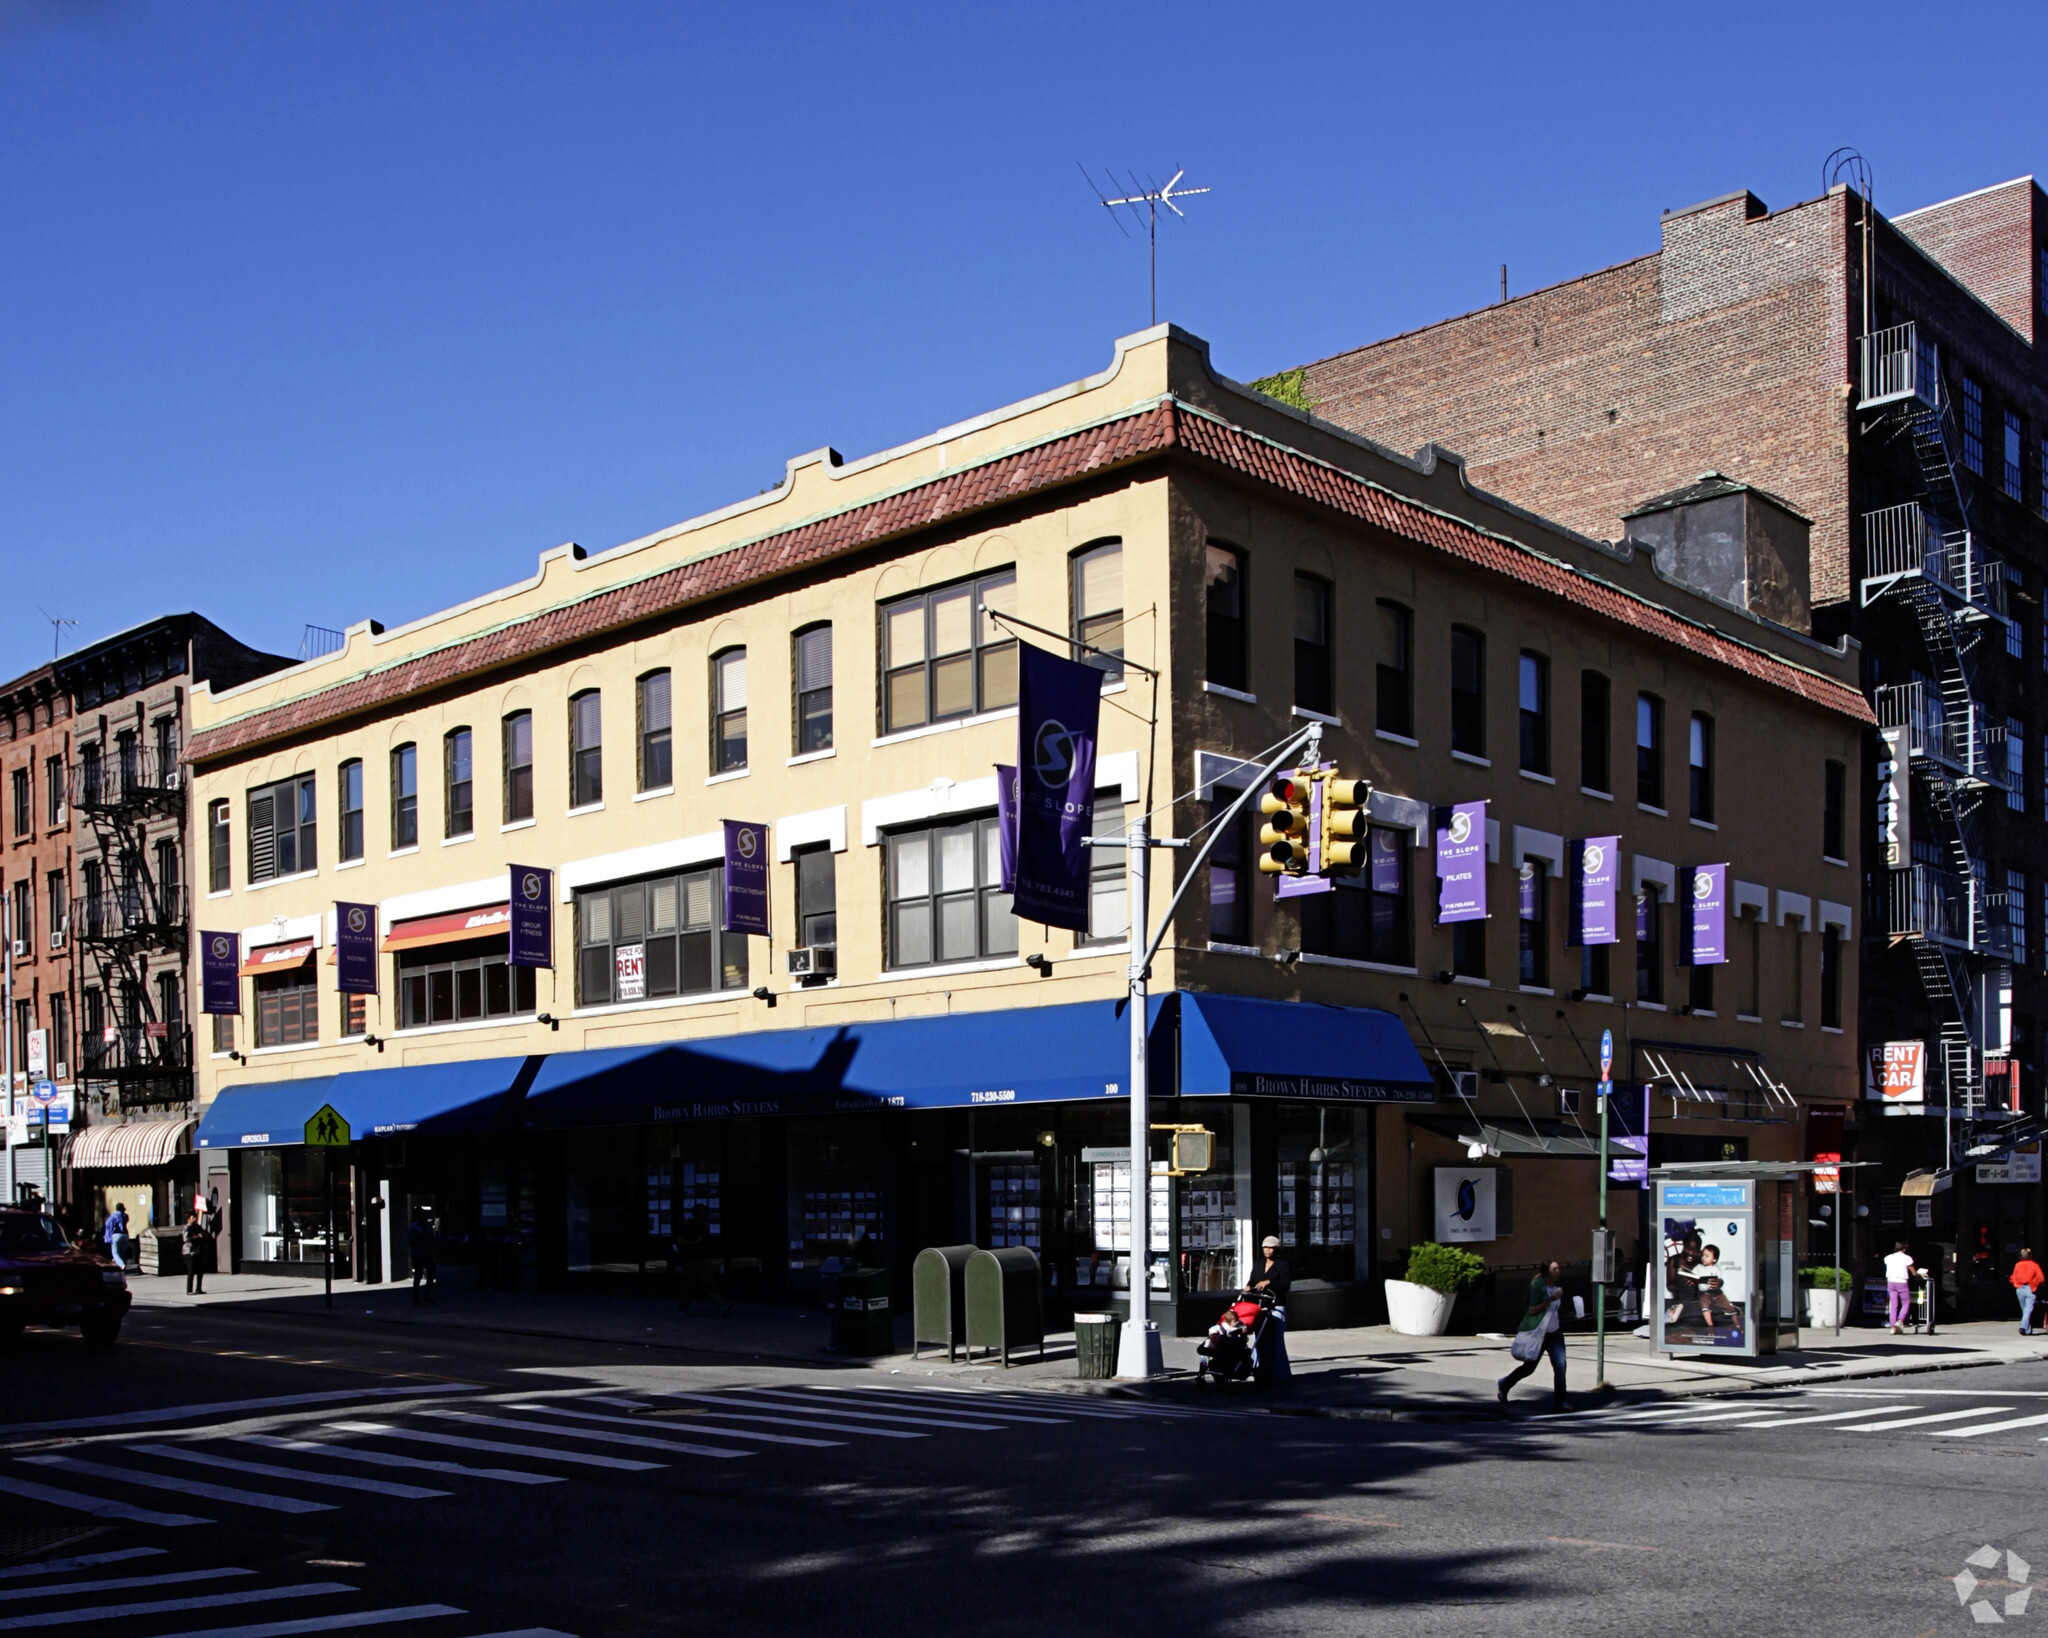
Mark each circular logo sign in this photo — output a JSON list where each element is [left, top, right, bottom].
[[346, 906, 368, 934], [1455, 1178, 1478, 1221], [1447, 810, 1473, 845], [520, 870, 543, 902], [209, 934, 231, 960], [1032, 718, 1078, 789], [736, 827, 758, 860], [1582, 843, 1604, 875], [1693, 871, 1715, 900], [1518, 862, 1534, 882]]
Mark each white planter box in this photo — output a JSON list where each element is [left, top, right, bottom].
[[1804, 1287, 1844, 1329], [1385, 1278, 1457, 1337]]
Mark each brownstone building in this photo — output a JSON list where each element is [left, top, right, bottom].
[[1288, 176, 2048, 1318]]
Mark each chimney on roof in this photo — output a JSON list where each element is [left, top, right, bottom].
[[1621, 473, 1813, 632]]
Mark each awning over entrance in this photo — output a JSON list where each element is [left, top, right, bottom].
[[520, 998, 1169, 1129], [196, 1057, 538, 1148], [69, 1117, 196, 1170], [1405, 1112, 1619, 1159], [239, 939, 315, 978], [195, 1075, 343, 1148], [384, 906, 511, 953], [1178, 994, 1433, 1102], [1636, 1040, 1796, 1111]]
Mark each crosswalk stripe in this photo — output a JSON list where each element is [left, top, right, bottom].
[[458, 1629, 578, 1637], [1933, 1411, 2048, 1438], [679, 1395, 1002, 1432], [325, 1423, 664, 1472], [419, 1411, 750, 1462], [145, 1604, 465, 1638], [638, 1398, 923, 1440], [1618, 1407, 1802, 1427], [0, 1551, 164, 1583], [1840, 1407, 2015, 1432], [0, 1580, 354, 1631], [502, 1405, 841, 1450], [1716, 1406, 1922, 1430], [129, 1444, 450, 1499], [882, 1388, 1189, 1422], [19, 1457, 333, 1516], [765, 1390, 1067, 1426], [235, 1436, 563, 1486], [0, 1474, 209, 1528], [0, 1569, 250, 1605], [0, 1385, 475, 1438]]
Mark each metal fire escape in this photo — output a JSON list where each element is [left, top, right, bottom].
[[69, 729, 192, 1112], [1860, 322, 2011, 1122]]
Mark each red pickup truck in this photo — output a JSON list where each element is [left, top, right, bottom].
[[0, 1208, 131, 1345]]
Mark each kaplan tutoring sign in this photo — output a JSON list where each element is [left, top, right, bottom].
[[1568, 836, 1619, 945], [1680, 864, 1728, 966], [1433, 800, 1487, 924], [1012, 644, 1102, 932], [722, 820, 771, 936], [509, 866, 553, 968], [200, 931, 240, 1015], [335, 902, 378, 994]]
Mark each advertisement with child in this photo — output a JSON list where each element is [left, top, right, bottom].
[[1655, 1182, 1753, 1351]]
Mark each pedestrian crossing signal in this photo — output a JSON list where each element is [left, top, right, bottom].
[[1258, 774, 1310, 875], [1321, 776, 1369, 876]]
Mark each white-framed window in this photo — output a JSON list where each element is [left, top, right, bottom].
[[576, 866, 747, 1005], [885, 817, 1015, 968]]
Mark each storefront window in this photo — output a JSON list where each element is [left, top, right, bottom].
[[235, 1147, 351, 1272], [980, 1161, 1042, 1249], [1274, 1105, 1361, 1282], [1176, 1120, 1238, 1295]]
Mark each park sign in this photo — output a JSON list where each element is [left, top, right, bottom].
[[304, 1104, 351, 1148]]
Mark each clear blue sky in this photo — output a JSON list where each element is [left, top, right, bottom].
[[2, 1, 2042, 682]]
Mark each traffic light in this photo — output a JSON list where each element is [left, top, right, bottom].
[[1321, 776, 1368, 876], [1258, 773, 1311, 875]]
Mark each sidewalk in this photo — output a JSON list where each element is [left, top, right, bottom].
[[125, 1272, 2048, 1414]]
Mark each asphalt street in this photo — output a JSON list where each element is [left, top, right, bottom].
[[2, 1300, 2043, 1637]]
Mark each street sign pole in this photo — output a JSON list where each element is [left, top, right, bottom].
[[1596, 1028, 1614, 1392], [303, 1103, 352, 1311]]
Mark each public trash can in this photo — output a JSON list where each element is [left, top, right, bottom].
[[1075, 1311, 1122, 1379], [829, 1266, 895, 1356], [913, 1245, 976, 1361], [965, 1246, 1044, 1367]]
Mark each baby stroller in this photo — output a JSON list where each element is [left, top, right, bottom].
[[1196, 1288, 1281, 1389]]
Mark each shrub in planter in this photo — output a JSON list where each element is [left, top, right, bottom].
[[1802, 1266, 1853, 1292], [1405, 1242, 1486, 1296]]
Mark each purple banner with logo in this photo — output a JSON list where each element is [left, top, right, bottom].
[[1518, 865, 1538, 921], [1369, 826, 1402, 895], [1681, 862, 1728, 966], [1433, 800, 1487, 924], [336, 902, 379, 994], [722, 820, 771, 936], [1275, 762, 1333, 901], [1013, 644, 1102, 932], [200, 931, 240, 1015], [509, 865, 553, 968], [995, 765, 1019, 893], [1567, 835, 1620, 946]]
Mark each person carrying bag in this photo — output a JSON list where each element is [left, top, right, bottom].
[[1498, 1260, 1568, 1412]]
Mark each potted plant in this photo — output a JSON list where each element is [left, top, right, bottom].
[[1386, 1243, 1486, 1336], [1803, 1265, 1852, 1329]]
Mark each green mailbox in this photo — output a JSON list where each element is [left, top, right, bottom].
[[912, 1244, 977, 1362], [964, 1246, 1044, 1367]]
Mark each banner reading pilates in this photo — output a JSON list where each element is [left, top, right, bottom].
[[1681, 863, 1729, 966], [723, 821, 771, 936], [1012, 644, 1102, 932], [335, 902, 378, 994], [1433, 800, 1487, 924], [200, 932, 240, 1015], [509, 866, 553, 968], [1568, 835, 1620, 945]]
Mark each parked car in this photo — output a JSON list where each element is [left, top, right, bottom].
[[0, 1207, 131, 1345]]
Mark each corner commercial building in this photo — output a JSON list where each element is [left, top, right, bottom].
[[183, 326, 1867, 1332], [1292, 175, 2048, 1316]]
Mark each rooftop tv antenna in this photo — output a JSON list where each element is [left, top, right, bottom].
[[36, 608, 77, 659], [1080, 164, 1210, 327]]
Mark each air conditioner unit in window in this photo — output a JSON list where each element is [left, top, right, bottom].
[[786, 944, 838, 978], [9, 939, 24, 958], [1449, 1070, 1479, 1101], [1557, 1086, 1584, 1116]]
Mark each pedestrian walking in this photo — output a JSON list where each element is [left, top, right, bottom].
[[407, 1208, 438, 1305], [672, 1206, 730, 1315], [1883, 1241, 1917, 1333], [1498, 1259, 1569, 1412], [180, 1208, 212, 1296], [101, 1201, 129, 1270], [2011, 1246, 2045, 1337]]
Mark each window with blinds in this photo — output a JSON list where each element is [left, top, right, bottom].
[[576, 866, 746, 1006], [1072, 542, 1123, 680], [712, 650, 747, 773], [794, 625, 832, 754], [247, 774, 316, 883], [638, 672, 672, 791]]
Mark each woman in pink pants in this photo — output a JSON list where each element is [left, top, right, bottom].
[[1883, 1241, 1917, 1332]]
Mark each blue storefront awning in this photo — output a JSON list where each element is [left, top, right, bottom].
[[520, 997, 1170, 1128], [1178, 993, 1434, 1103], [195, 1075, 345, 1149], [195, 1056, 538, 1148]]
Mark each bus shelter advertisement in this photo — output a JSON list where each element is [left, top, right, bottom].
[[1655, 1181, 1753, 1353]]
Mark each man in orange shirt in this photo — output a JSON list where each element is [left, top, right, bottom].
[[2011, 1248, 2044, 1337]]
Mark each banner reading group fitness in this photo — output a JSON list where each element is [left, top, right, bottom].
[[1011, 645, 1102, 932]]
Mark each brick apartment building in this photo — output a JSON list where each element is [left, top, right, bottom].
[[1287, 175, 2048, 1319]]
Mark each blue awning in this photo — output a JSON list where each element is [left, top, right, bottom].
[[520, 998, 1169, 1128], [195, 1076, 345, 1149], [1178, 993, 1433, 1103]]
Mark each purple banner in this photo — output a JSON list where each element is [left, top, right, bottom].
[[1275, 762, 1334, 900], [1568, 836, 1620, 946], [1013, 644, 1102, 932], [995, 765, 1019, 893], [1636, 892, 1652, 942], [200, 931, 240, 1015], [1518, 865, 1537, 921], [336, 902, 378, 994], [1433, 800, 1487, 924], [510, 865, 553, 968], [722, 820, 771, 936], [1681, 862, 1728, 966], [1368, 826, 1402, 895]]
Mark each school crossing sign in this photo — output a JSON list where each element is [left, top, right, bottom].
[[304, 1104, 351, 1148]]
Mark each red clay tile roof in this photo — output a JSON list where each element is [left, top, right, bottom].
[[187, 399, 1869, 764]]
